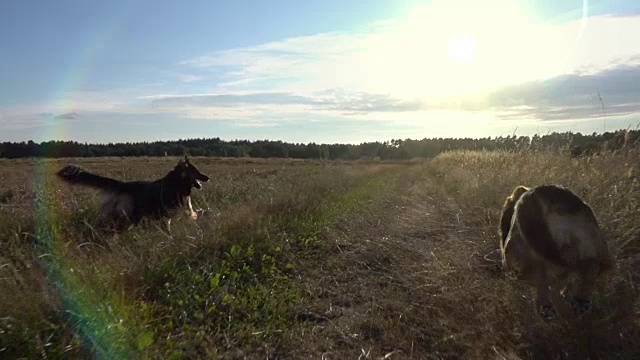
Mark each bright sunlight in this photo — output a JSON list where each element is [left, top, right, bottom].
[[359, 0, 575, 100], [447, 34, 476, 64]]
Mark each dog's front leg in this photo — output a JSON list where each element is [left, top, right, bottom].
[[162, 218, 172, 234], [186, 197, 198, 219]]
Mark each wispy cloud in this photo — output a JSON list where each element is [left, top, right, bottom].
[[142, 90, 423, 119], [147, 59, 640, 123], [180, 30, 390, 95], [41, 112, 79, 120], [0, 87, 158, 132], [1, 111, 81, 131], [178, 74, 204, 83], [7, 7, 640, 136], [169, 13, 640, 123], [181, 15, 640, 91], [487, 62, 640, 120]]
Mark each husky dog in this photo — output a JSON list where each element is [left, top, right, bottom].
[[57, 155, 210, 232], [499, 184, 614, 320]]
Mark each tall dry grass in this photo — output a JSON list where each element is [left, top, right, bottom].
[[1, 151, 639, 359], [407, 150, 640, 359], [277, 150, 640, 359], [0, 157, 407, 358]]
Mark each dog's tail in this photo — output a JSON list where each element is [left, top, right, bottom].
[[57, 165, 127, 192]]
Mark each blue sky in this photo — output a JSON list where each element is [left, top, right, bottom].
[[2, 0, 640, 144]]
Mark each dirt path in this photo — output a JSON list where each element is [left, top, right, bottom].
[[287, 161, 640, 359]]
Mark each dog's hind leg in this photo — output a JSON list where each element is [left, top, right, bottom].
[[532, 265, 557, 320], [572, 259, 600, 316]]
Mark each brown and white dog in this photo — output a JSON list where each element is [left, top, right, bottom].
[[499, 184, 614, 320]]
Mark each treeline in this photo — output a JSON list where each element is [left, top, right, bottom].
[[1, 130, 638, 159]]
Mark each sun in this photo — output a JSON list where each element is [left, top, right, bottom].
[[447, 34, 476, 64], [357, 0, 559, 100]]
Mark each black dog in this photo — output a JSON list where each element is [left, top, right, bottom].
[[57, 155, 210, 232]]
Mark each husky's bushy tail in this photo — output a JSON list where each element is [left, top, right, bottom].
[[57, 165, 127, 192]]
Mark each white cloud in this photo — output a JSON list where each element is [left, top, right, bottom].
[[178, 74, 204, 83], [170, 9, 640, 125], [6, 2, 640, 137], [144, 61, 640, 123], [180, 11, 640, 95], [487, 62, 640, 120], [0, 88, 156, 129]]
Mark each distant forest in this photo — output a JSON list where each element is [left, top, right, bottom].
[[1, 129, 639, 160]]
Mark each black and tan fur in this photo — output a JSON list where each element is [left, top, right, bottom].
[[499, 184, 614, 320], [57, 155, 210, 232]]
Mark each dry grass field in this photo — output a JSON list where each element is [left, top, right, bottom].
[[1, 151, 639, 359]]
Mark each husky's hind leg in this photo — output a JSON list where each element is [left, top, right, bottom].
[[97, 192, 135, 233]]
